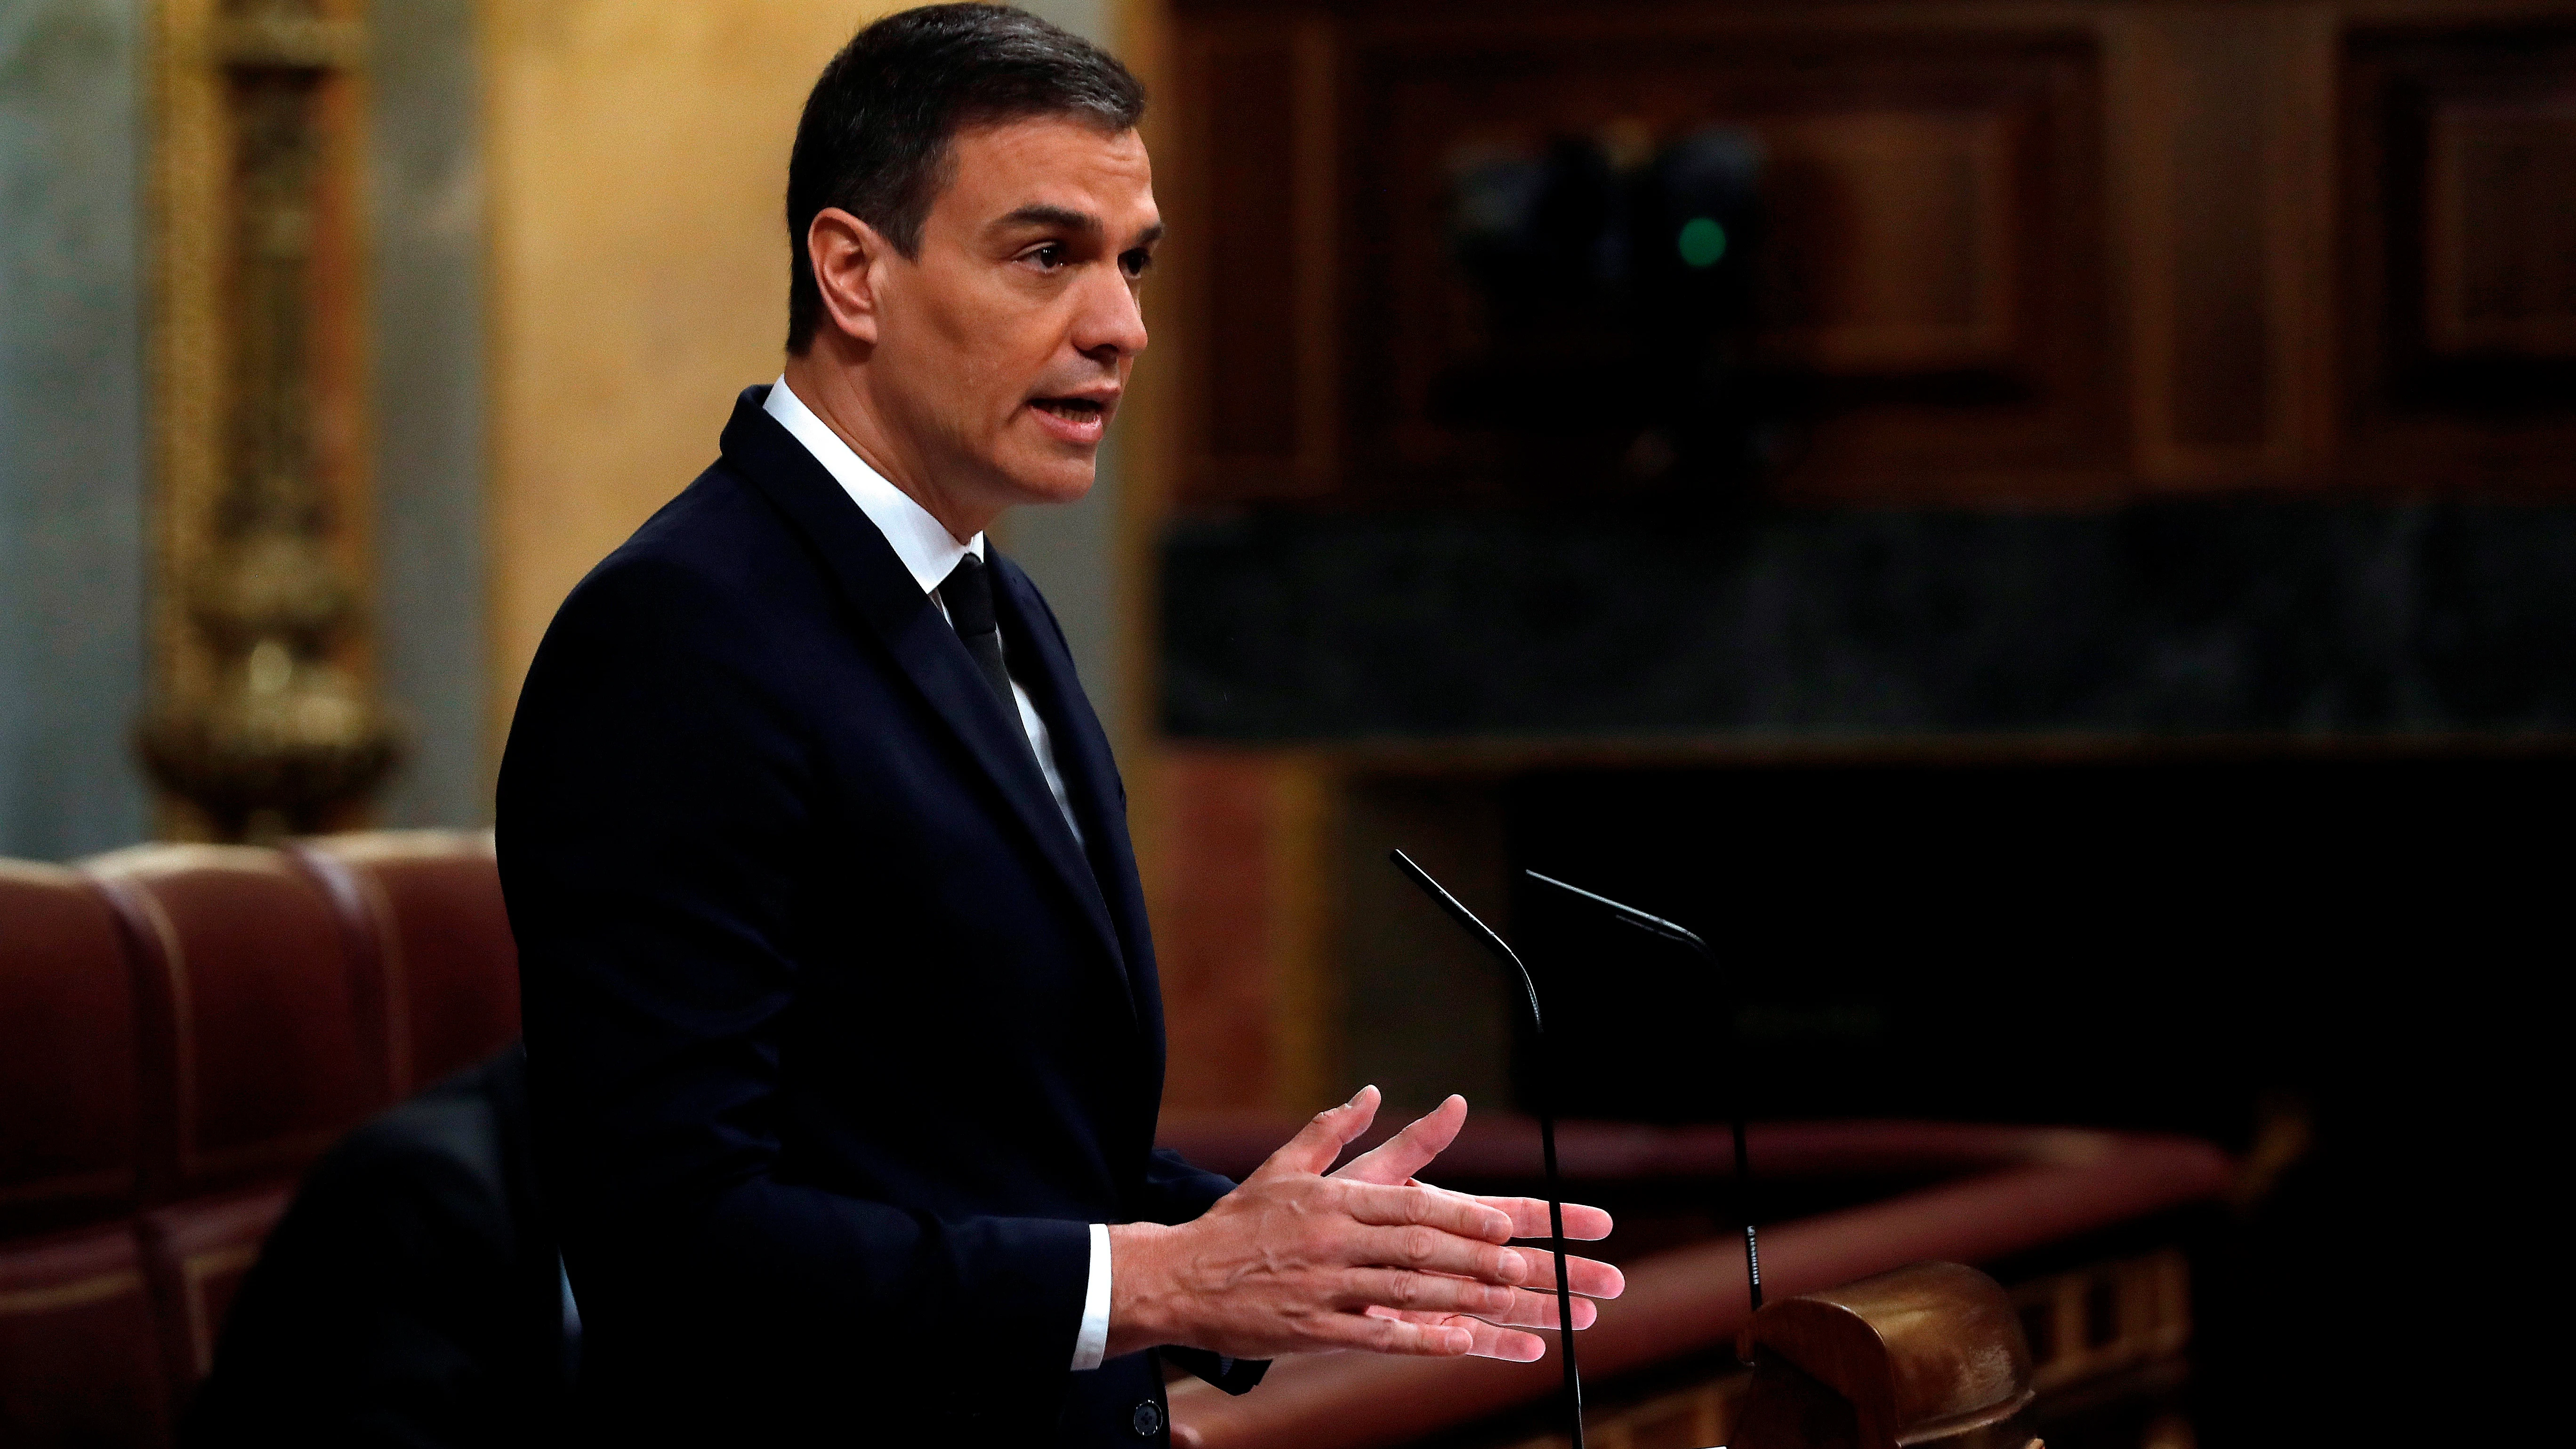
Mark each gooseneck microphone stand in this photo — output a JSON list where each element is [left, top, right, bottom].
[[1524, 870, 1762, 1314], [1389, 850, 1586, 1449]]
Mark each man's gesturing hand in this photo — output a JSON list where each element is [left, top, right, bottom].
[[1328, 1090, 1622, 1363], [1104, 1087, 1622, 1362]]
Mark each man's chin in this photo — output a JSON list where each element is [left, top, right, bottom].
[[996, 457, 1098, 509]]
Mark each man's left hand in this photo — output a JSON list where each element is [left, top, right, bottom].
[[1329, 1094, 1622, 1362]]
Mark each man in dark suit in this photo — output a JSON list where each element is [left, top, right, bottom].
[[498, 8, 1619, 1445]]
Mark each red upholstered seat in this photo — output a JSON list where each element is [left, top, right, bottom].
[[0, 833, 522, 1447], [292, 831, 518, 1097], [85, 845, 385, 1202], [0, 1224, 173, 1446], [136, 1188, 291, 1389], [0, 862, 141, 1240]]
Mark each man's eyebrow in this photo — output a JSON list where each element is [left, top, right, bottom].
[[995, 204, 1102, 235], [993, 206, 1165, 249]]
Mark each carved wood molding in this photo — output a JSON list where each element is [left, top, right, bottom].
[[145, 0, 394, 841]]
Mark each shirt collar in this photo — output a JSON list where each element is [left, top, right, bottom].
[[764, 375, 982, 596]]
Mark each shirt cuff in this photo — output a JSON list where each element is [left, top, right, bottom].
[[1070, 1222, 1111, 1371]]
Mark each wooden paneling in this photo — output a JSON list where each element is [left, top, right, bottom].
[[1763, 108, 2019, 373], [2341, 21, 2576, 490], [2110, 5, 2337, 486], [1202, 43, 1298, 460], [1162, 10, 2124, 507], [1175, 20, 1339, 504], [2426, 98, 2576, 356], [1159, 0, 2576, 508], [1342, 24, 2113, 506], [2161, 30, 2276, 453], [1147, 749, 1339, 1112]]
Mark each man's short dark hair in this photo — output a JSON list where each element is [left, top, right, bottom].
[[785, 4, 1147, 354]]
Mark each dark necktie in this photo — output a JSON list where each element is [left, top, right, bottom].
[[939, 552, 1017, 718]]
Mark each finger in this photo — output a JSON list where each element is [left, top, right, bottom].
[[1455, 1284, 1602, 1330], [1499, 1247, 1626, 1301], [1351, 1224, 1530, 1285], [1469, 1195, 1615, 1241], [1380, 1269, 1602, 1328], [1337, 1266, 1534, 1319], [1171, 1422, 1205, 1449], [1256, 1086, 1382, 1179], [1333, 1094, 1466, 1185], [1388, 1190, 1619, 1292], [1368, 1306, 1548, 1362], [1307, 1309, 1476, 1357], [1339, 1181, 1513, 1242]]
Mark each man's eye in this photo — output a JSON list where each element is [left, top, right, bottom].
[[1024, 243, 1067, 270], [1121, 249, 1155, 279]]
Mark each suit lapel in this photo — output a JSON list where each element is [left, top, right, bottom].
[[990, 560, 1162, 1022], [716, 389, 1134, 1010], [993, 555, 1170, 1119]]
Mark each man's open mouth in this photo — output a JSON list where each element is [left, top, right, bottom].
[[1031, 397, 1108, 422]]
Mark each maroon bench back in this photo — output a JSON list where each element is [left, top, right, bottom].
[[0, 832, 519, 1448]]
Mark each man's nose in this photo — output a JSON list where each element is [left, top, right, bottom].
[[1071, 266, 1149, 362]]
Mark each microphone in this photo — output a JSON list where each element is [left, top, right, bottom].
[[1524, 870, 1762, 1315], [1388, 849, 1586, 1449]]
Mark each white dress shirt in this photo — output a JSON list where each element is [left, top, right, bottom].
[[764, 378, 1115, 1373]]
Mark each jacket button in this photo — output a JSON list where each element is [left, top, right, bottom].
[[1130, 1399, 1165, 1438]]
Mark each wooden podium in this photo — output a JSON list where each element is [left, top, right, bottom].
[[1734, 1262, 2037, 1449]]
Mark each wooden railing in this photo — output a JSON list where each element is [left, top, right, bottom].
[[1151, 1119, 2230, 1449]]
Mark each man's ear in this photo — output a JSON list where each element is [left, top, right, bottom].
[[808, 207, 890, 346]]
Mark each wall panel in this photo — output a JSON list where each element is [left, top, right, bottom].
[[482, 0, 905, 741], [1165, 8, 2124, 508], [1162, 0, 2576, 509], [0, 0, 153, 859], [2341, 21, 2576, 490], [371, 0, 489, 829], [2112, 5, 2337, 487]]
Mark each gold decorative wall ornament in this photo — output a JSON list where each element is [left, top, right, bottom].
[[142, 0, 396, 842]]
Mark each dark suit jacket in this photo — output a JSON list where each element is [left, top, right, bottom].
[[182, 1046, 576, 1449], [498, 386, 1257, 1447]]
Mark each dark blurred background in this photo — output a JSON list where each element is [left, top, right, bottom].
[[1501, 752, 2565, 1447], [6, 0, 2569, 1443], [1137, 3, 2576, 1444]]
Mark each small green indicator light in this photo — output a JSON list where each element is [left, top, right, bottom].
[[1677, 217, 1728, 268]]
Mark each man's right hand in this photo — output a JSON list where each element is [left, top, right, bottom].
[[1103, 1086, 1617, 1361]]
